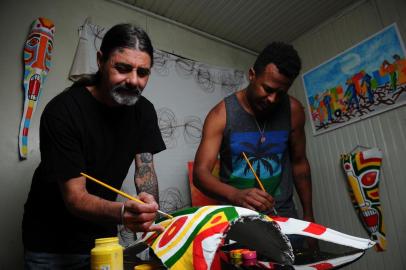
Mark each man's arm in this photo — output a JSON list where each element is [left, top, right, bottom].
[[193, 101, 274, 212], [134, 153, 159, 203], [289, 97, 315, 222], [59, 176, 162, 232]]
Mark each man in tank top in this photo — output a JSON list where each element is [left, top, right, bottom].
[[193, 42, 315, 225]]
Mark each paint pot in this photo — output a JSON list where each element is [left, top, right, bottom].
[[231, 257, 243, 266], [230, 249, 247, 265], [91, 237, 123, 270], [242, 250, 257, 266], [134, 263, 162, 270], [230, 249, 247, 259]]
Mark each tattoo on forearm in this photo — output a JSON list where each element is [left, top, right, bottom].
[[141, 153, 153, 163], [135, 153, 159, 202], [137, 171, 159, 202], [138, 165, 152, 177]]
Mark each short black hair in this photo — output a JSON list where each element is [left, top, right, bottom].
[[100, 23, 154, 66], [253, 42, 301, 80]]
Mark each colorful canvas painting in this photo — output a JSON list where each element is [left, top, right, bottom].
[[302, 23, 406, 135]]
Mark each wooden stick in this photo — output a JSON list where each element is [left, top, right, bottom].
[[80, 172, 173, 219], [241, 152, 278, 215], [241, 152, 266, 191]]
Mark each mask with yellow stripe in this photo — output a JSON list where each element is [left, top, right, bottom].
[[341, 148, 386, 251]]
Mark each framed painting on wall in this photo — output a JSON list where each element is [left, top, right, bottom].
[[302, 23, 406, 135]]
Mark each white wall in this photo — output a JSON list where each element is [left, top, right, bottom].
[[289, 0, 406, 269], [0, 0, 255, 268]]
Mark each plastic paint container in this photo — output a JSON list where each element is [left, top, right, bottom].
[[91, 237, 123, 270], [230, 249, 247, 265], [242, 250, 256, 260], [242, 250, 257, 266], [231, 257, 243, 266], [230, 249, 247, 259], [134, 263, 162, 270]]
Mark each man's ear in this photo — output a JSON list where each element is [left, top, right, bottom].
[[96, 51, 103, 69], [248, 67, 255, 81]]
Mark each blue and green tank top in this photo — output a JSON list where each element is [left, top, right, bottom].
[[220, 93, 297, 217]]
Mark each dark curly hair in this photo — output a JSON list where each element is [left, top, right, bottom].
[[253, 42, 301, 80]]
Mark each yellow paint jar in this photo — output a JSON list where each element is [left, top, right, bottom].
[[91, 237, 123, 270], [134, 263, 162, 269]]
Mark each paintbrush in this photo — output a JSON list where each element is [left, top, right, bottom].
[[80, 172, 174, 219]]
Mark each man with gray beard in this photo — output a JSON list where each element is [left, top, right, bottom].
[[22, 24, 166, 269]]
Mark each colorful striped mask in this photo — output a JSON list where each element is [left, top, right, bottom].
[[19, 17, 55, 159], [135, 205, 375, 269], [341, 148, 386, 251]]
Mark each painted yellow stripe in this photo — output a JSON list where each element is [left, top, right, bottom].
[[347, 174, 364, 205], [165, 213, 228, 269], [154, 206, 216, 257], [199, 213, 227, 231], [170, 240, 194, 270]]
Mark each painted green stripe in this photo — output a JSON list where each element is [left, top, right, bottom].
[[164, 206, 239, 267], [352, 163, 381, 175], [228, 175, 281, 196]]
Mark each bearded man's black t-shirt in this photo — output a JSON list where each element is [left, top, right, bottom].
[[22, 85, 165, 254]]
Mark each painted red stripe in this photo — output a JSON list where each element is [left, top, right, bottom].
[[359, 152, 382, 163], [310, 262, 334, 269], [271, 216, 289, 222], [303, 223, 327, 235]]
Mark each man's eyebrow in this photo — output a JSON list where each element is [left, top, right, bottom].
[[114, 62, 132, 68], [263, 84, 283, 91]]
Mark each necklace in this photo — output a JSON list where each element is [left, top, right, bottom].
[[243, 89, 267, 143], [253, 118, 267, 144]]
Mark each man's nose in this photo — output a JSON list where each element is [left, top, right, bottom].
[[267, 93, 278, 103], [126, 70, 140, 86]]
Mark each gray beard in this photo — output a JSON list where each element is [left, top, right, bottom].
[[110, 85, 141, 106]]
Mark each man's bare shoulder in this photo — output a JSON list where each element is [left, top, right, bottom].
[[288, 95, 306, 126], [208, 100, 226, 119], [288, 95, 305, 113]]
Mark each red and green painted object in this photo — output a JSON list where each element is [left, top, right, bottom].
[[341, 148, 386, 251], [19, 17, 55, 159], [136, 205, 375, 270]]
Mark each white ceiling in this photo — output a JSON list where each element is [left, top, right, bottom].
[[115, 0, 358, 53]]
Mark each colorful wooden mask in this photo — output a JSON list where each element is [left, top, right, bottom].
[[19, 17, 55, 159], [136, 206, 375, 269], [138, 206, 293, 269], [341, 148, 386, 251]]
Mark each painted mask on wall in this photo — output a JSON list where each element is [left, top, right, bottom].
[[341, 148, 386, 251], [19, 17, 55, 159]]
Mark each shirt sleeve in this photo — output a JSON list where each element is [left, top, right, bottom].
[[39, 96, 85, 182], [134, 98, 166, 155]]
